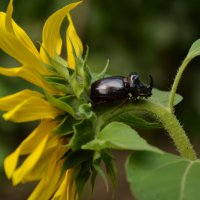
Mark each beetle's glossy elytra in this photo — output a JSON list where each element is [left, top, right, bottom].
[[90, 73, 153, 105]]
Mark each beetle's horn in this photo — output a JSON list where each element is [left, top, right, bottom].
[[147, 75, 153, 90]]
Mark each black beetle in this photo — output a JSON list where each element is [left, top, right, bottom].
[[90, 73, 153, 105]]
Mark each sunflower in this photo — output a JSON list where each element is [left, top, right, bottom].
[[0, 0, 96, 199]]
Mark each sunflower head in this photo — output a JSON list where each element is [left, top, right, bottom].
[[0, 1, 111, 199]]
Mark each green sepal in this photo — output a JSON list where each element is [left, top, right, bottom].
[[76, 47, 92, 94], [75, 160, 92, 199], [93, 157, 109, 191], [78, 103, 95, 120], [45, 93, 75, 118], [63, 150, 93, 170], [43, 75, 72, 94], [91, 59, 109, 82], [70, 72, 84, 99], [42, 62, 57, 73], [43, 75, 67, 84], [90, 151, 101, 191], [102, 150, 117, 190], [91, 166, 98, 192], [53, 116, 75, 136], [41, 48, 71, 80], [67, 120, 94, 150], [58, 95, 90, 120], [50, 55, 70, 81]]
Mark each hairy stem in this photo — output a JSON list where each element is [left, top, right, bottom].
[[142, 101, 197, 160], [96, 101, 197, 160], [168, 57, 191, 113]]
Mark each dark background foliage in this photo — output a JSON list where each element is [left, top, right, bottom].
[[0, 0, 200, 199]]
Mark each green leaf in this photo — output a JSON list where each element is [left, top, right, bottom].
[[82, 122, 162, 154], [186, 39, 200, 59], [126, 151, 200, 200], [67, 120, 94, 150], [150, 88, 182, 107], [114, 111, 161, 129]]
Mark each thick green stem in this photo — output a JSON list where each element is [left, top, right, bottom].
[[168, 57, 191, 113], [142, 101, 197, 160], [96, 101, 197, 160]]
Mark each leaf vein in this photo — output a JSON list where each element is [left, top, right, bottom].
[[179, 161, 194, 200]]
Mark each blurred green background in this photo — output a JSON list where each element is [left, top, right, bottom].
[[0, 0, 200, 199]]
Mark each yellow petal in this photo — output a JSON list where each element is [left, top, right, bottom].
[[3, 96, 63, 122], [28, 158, 64, 200], [0, 29, 42, 71], [4, 148, 20, 179], [16, 66, 54, 92], [66, 34, 75, 68], [18, 120, 58, 154], [66, 14, 83, 69], [0, 66, 21, 77], [0, 14, 39, 61], [67, 14, 83, 57], [21, 133, 66, 183], [12, 134, 49, 185], [52, 171, 69, 200], [0, 66, 59, 94], [40, 1, 82, 63], [5, 0, 14, 33], [4, 120, 57, 179], [0, 89, 42, 111], [0, 0, 40, 59], [52, 170, 77, 200]]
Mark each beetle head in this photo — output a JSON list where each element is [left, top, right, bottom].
[[129, 73, 153, 98]]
